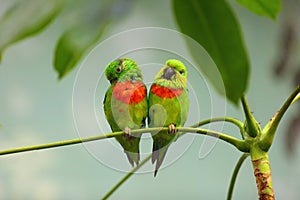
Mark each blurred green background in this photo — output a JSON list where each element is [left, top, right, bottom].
[[0, 0, 299, 199]]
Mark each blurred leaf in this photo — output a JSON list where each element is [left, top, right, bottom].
[[54, 0, 132, 79], [0, 0, 62, 62], [173, 0, 249, 104], [274, 22, 295, 76], [236, 0, 281, 20], [54, 21, 108, 79]]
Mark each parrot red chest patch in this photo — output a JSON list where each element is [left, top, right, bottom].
[[151, 84, 183, 98], [113, 81, 146, 104]]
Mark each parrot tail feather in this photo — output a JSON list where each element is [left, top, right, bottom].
[[152, 143, 169, 177], [152, 149, 158, 164], [124, 151, 140, 167]]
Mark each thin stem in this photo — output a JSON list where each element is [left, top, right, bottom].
[[102, 154, 152, 200], [227, 153, 249, 200], [0, 127, 248, 156], [179, 127, 249, 152], [191, 117, 243, 129], [190, 117, 244, 138], [291, 93, 300, 105], [0, 131, 123, 156]]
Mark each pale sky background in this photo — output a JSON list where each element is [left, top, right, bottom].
[[0, 0, 299, 199]]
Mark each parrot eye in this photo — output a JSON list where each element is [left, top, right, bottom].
[[116, 66, 122, 73], [179, 70, 184, 75]]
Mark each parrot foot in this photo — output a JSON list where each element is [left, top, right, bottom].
[[168, 123, 176, 134], [124, 127, 132, 137]]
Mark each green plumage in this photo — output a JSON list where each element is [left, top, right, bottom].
[[103, 58, 148, 166], [148, 59, 189, 176]]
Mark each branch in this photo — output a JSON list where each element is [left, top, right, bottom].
[[179, 127, 248, 152], [0, 127, 249, 156], [190, 117, 244, 138], [291, 92, 300, 105], [0, 130, 122, 156], [226, 153, 249, 200], [102, 154, 152, 199]]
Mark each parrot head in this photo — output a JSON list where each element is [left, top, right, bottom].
[[154, 59, 188, 89], [105, 58, 143, 84]]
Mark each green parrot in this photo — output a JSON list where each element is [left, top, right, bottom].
[[148, 59, 189, 176], [103, 58, 148, 167]]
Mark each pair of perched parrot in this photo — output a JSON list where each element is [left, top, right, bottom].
[[103, 58, 189, 176]]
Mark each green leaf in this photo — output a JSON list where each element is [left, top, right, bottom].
[[54, 0, 132, 79], [54, 22, 108, 79], [0, 0, 62, 62], [236, 0, 281, 20], [173, 0, 249, 104]]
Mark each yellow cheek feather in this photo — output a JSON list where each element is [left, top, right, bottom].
[[122, 63, 127, 70]]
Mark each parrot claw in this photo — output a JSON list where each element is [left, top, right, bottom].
[[124, 127, 131, 137], [168, 123, 176, 134]]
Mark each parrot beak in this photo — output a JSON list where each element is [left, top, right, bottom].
[[163, 67, 176, 80], [109, 77, 117, 84]]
